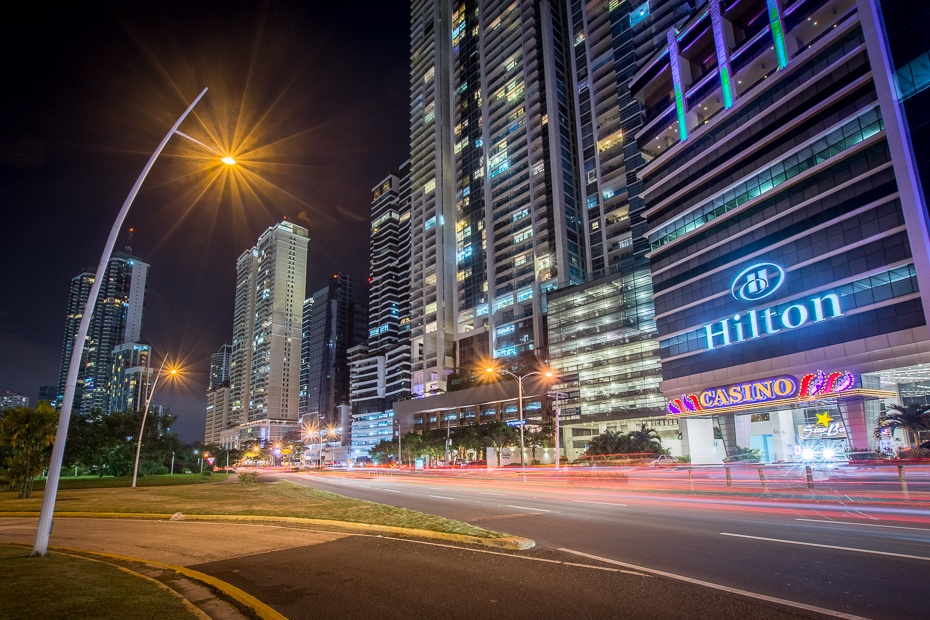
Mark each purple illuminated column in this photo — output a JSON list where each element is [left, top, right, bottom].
[[667, 29, 688, 141], [710, 0, 736, 108]]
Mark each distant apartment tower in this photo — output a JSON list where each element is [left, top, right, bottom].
[[350, 163, 413, 457], [209, 344, 232, 391], [205, 343, 233, 444], [38, 386, 59, 406], [228, 221, 309, 428], [298, 297, 314, 418], [0, 392, 28, 410], [108, 342, 154, 412], [56, 251, 149, 414], [302, 273, 368, 430], [409, 0, 591, 396]]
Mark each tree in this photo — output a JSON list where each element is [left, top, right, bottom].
[[0, 403, 58, 498], [585, 431, 629, 456], [627, 424, 663, 455], [484, 421, 517, 464], [527, 423, 554, 461], [370, 439, 398, 464], [400, 432, 423, 466], [451, 425, 483, 461], [874, 403, 930, 447]]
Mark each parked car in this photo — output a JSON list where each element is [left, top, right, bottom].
[[648, 455, 679, 467]]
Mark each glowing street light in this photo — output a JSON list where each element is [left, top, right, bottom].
[[486, 366, 553, 470], [221, 156, 237, 165], [132, 355, 181, 487], [33, 87, 227, 556]]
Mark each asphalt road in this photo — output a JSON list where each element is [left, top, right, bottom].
[[276, 471, 930, 620]]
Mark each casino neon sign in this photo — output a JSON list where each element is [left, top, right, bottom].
[[667, 370, 855, 415]]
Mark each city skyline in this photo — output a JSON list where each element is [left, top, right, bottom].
[[0, 0, 410, 440]]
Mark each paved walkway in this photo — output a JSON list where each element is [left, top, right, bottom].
[[0, 517, 349, 566]]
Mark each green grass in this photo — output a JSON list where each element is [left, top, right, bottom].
[[30, 473, 229, 490], [0, 480, 507, 538], [0, 544, 201, 620]]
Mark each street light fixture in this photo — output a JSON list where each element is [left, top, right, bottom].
[[485, 366, 553, 470], [33, 87, 233, 556], [131, 355, 180, 487]]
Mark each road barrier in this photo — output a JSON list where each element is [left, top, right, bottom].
[[805, 466, 814, 492]]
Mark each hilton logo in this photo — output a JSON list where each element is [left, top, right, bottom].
[[731, 263, 784, 302], [702, 262, 844, 350]]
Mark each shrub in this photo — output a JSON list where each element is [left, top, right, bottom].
[[153, 466, 170, 475], [201, 469, 212, 477], [898, 448, 930, 460]]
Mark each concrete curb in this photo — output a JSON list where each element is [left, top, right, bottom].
[[48, 548, 212, 620], [47, 545, 287, 620], [0, 512, 536, 550]]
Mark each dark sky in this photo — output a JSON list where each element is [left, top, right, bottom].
[[0, 1, 410, 441]]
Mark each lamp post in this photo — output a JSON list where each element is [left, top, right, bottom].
[[131, 355, 177, 487], [547, 391, 568, 470], [32, 87, 236, 556], [486, 367, 553, 470]]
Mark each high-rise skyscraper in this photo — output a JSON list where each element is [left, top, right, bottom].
[[108, 343, 153, 413], [410, 0, 597, 396], [301, 273, 368, 431], [228, 221, 309, 429], [56, 251, 149, 414], [349, 163, 413, 457], [209, 344, 232, 391], [298, 297, 314, 418]]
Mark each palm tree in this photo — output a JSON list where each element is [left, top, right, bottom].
[[874, 403, 930, 447], [585, 430, 630, 456], [627, 424, 663, 455], [0, 403, 58, 498]]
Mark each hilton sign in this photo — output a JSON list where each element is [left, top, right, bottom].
[[704, 263, 843, 350]]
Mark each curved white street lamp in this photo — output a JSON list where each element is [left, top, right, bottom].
[[33, 87, 230, 556], [486, 367, 553, 470], [131, 354, 177, 488]]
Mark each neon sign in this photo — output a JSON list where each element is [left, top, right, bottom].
[[703, 263, 844, 350], [667, 370, 856, 414]]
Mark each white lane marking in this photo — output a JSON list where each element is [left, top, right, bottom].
[[506, 505, 555, 513], [572, 500, 628, 507], [796, 518, 930, 531], [380, 489, 400, 493], [479, 492, 505, 496], [429, 495, 456, 500], [720, 533, 930, 561], [558, 548, 870, 620]]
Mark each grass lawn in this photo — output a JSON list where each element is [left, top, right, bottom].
[[0, 480, 506, 538], [0, 544, 201, 620], [31, 473, 230, 491]]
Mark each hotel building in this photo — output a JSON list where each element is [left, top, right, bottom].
[[631, 0, 930, 461]]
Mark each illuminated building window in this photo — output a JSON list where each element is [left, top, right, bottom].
[[424, 67, 435, 82], [424, 179, 436, 194], [425, 302, 437, 314], [630, 1, 649, 27]]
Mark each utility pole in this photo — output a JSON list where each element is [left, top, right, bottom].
[[170, 452, 174, 475]]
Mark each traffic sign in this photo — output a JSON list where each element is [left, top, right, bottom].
[[206, 457, 216, 465]]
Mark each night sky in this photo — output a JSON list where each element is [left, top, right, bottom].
[[0, 1, 410, 440]]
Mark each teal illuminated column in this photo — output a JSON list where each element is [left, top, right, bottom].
[[766, 0, 789, 69], [667, 29, 688, 141], [710, 0, 736, 108]]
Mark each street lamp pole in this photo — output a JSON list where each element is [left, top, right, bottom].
[[547, 391, 568, 470], [131, 354, 174, 487], [32, 87, 227, 556], [488, 368, 553, 472]]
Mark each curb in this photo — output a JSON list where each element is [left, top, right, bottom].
[[0, 512, 535, 550], [47, 545, 286, 620]]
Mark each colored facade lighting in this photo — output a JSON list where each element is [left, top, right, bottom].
[[766, 0, 789, 69], [667, 29, 688, 141], [710, 0, 735, 108]]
